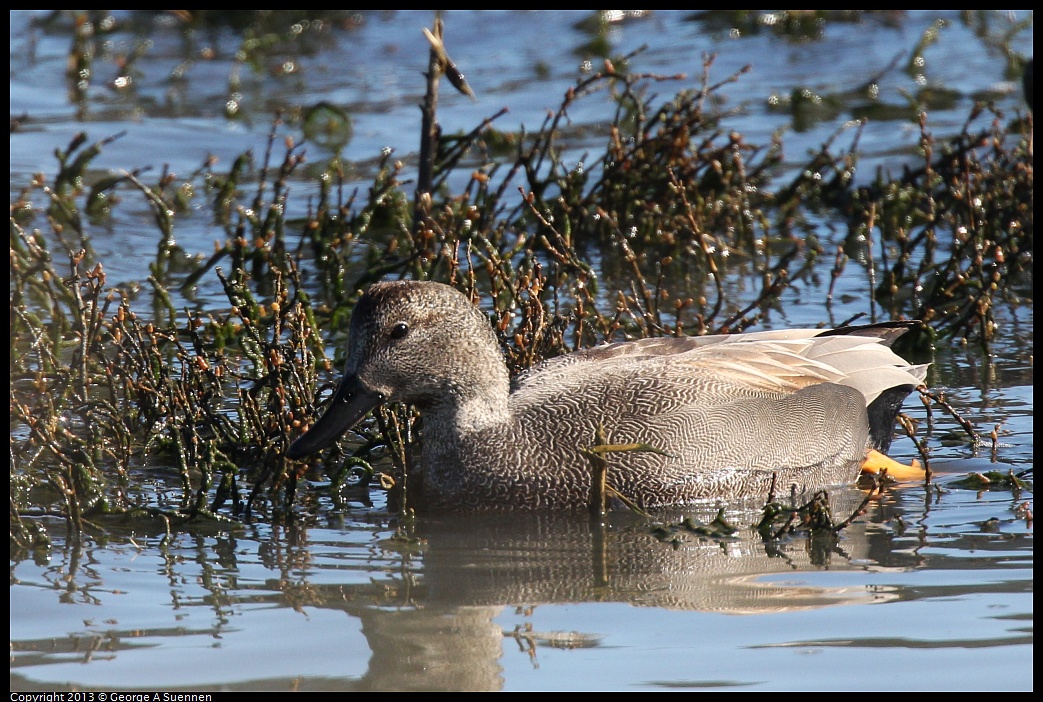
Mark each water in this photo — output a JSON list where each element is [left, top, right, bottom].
[[9, 11, 1033, 691], [9, 471, 1034, 691]]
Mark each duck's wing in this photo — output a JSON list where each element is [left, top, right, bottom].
[[508, 323, 926, 400], [798, 335, 929, 402], [511, 332, 821, 392], [689, 334, 928, 403], [514, 325, 927, 406]]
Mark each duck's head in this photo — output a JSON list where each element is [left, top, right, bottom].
[[287, 280, 506, 459]]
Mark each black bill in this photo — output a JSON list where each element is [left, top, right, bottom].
[[287, 374, 385, 459]]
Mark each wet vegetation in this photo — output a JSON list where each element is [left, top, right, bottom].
[[9, 11, 1033, 551]]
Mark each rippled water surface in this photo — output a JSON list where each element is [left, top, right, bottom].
[[9, 10, 1033, 691]]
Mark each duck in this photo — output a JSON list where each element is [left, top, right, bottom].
[[288, 280, 929, 511]]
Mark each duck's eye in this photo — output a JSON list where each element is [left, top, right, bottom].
[[389, 322, 409, 340]]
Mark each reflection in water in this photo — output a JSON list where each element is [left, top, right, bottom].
[[9, 487, 910, 691], [408, 496, 898, 614], [299, 494, 902, 690], [12, 478, 1032, 691]]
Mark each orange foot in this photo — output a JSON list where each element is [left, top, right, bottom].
[[861, 449, 925, 481]]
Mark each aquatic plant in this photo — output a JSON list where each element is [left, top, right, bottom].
[[9, 12, 1031, 546]]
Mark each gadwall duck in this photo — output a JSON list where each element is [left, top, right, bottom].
[[288, 281, 929, 511]]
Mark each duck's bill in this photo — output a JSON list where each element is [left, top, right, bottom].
[[287, 374, 384, 459]]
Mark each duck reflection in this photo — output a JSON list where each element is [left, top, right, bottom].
[[11, 490, 910, 691], [267, 490, 898, 690]]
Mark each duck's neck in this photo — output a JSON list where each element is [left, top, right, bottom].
[[423, 370, 512, 437], [413, 367, 517, 507]]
